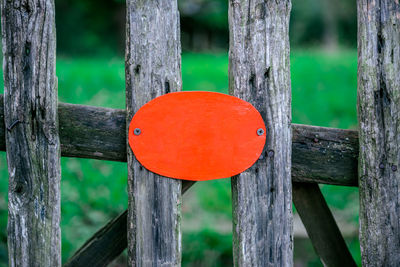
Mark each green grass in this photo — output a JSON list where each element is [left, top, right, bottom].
[[56, 53, 230, 109], [291, 50, 358, 129], [0, 50, 360, 266], [57, 57, 126, 108]]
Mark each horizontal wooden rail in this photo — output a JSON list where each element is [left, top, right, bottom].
[[0, 94, 359, 187]]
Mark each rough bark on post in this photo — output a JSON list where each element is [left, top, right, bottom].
[[1, 0, 61, 266], [125, 0, 182, 266], [357, 1, 400, 265], [229, 1, 293, 266]]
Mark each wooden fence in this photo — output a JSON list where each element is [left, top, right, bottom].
[[1, 0, 399, 266]]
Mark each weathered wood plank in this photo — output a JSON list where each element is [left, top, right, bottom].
[[0, 95, 359, 186], [125, 1, 182, 266], [357, 0, 400, 265], [292, 182, 356, 267], [1, 0, 61, 266], [229, 1, 293, 266], [63, 181, 195, 267], [58, 102, 126, 161], [292, 124, 358, 186]]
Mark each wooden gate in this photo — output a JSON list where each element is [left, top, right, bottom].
[[1, 0, 399, 266]]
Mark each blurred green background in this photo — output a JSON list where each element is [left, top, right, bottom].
[[0, 0, 361, 266]]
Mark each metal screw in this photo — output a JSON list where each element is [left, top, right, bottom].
[[379, 163, 385, 169], [257, 128, 264, 136], [134, 128, 141, 136]]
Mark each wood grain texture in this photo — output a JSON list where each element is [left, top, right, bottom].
[[292, 124, 358, 186], [125, 0, 182, 266], [59, 102, 126, 161], [0, 95, 359, 186], [292, 183, 356, 267], [228, 1, 293, 266], [357, 0, 400, 265], [63, 181, 195, 267], [1, 0, 61, 266]]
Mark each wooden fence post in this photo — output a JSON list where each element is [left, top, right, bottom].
[[1, 0, 61, 266], [357, 0, 400, 265], [229, 1, 293, 266], [125, 0, 182, 266]]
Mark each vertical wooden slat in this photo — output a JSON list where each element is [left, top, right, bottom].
[[1, 0, 61, 266], [357, 0, 400, 265], [125, 0, 182, 266], [292, 183, 356, 267], [229, 1, 293, 266]]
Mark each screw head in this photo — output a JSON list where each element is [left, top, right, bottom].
[[257, 128, 265, 136], [134, 128, 141, 136]]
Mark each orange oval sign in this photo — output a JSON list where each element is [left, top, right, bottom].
[[129, 91, 266, 181]]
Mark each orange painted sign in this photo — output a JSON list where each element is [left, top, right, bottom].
[[128, 91, 266, 181]]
